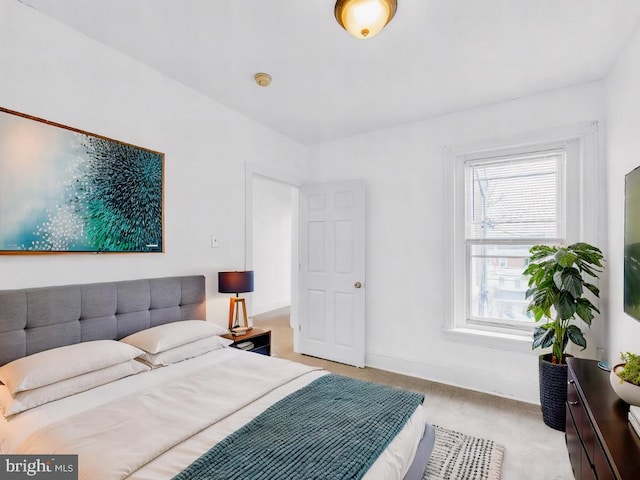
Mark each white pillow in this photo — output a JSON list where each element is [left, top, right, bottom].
[[0, 340, 144, 395], [137, 335, 232, 368], [120, 320, 228, 354], [0, 359, 150, 417]]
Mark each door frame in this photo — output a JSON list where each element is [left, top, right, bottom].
[[244, 163, 303, 349]]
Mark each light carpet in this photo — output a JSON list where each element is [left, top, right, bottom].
[[424, 425, 505, 480]]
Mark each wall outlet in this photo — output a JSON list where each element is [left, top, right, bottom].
[[211, 234, 219, 248]]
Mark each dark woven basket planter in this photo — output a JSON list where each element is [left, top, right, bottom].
[[539, 354, 568, 431]]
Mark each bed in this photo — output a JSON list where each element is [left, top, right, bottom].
[[0, 275, 435, 480]]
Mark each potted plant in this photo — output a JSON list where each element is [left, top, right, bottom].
[[523, 242, 604, 430], [610, 352, 640, 406]]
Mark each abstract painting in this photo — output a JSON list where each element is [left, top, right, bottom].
[[0, 107, 164, 253]]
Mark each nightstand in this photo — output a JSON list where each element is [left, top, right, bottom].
[[222, 328, 271, 356]]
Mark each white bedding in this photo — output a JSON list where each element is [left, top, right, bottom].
[[0, 348, 425, 480]]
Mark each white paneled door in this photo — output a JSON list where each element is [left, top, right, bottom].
[[299, 180, 365, 367]]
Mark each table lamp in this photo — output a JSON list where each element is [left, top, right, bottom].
[[218, 270, 254, 334]]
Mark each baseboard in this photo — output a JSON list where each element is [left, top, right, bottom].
[[365, 350, 539, 404]]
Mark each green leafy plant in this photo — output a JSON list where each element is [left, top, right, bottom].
[[524, 242, 604, 364], [617, 352, 640, 386]]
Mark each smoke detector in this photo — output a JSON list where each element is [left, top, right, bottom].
[[254, 73, 272, 87]]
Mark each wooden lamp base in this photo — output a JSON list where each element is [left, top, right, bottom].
[[228, 297, 252, 335]]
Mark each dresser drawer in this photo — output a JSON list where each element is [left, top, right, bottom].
[[566, 358, 640, 480], [567, 376, 595, 457], [566, 404, 583, 479], [567, 372, 616, 480], [592, 439, 615, 480]]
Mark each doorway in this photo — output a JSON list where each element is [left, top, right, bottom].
[[245, 166, 366, 365], [251, 175, 296, 316], [245, 164, 301, 349]]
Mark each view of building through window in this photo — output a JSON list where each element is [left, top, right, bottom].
[[469, 245, 531, 325]]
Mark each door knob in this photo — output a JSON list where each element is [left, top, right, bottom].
[[354, 281, 362, 288]]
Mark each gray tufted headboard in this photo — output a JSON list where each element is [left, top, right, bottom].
[[0, 275, 206, 366]]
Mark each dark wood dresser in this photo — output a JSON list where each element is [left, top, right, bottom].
[[565, 358, 640, 479]]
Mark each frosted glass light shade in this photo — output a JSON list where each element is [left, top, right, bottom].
[[334, 0, 397, 39]]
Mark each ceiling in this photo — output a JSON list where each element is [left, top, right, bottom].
[[19, 0, 640, 145]]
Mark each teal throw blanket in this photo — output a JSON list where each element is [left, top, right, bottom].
[[173, 374, 424, 480]]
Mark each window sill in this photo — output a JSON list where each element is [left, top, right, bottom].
[[443, 327, 533, 353]]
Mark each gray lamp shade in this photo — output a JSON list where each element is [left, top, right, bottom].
[[218, 271, 254, 294]]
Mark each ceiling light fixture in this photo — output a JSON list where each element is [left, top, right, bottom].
[[254, 73, 272, 87], [334, 0, 397, 40]]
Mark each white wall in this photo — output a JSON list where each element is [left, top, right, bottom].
[[0, 2, 306, 327], [307, 82, 606, 403], [252, 176, 293, 315], [604, 26, 640, 364]]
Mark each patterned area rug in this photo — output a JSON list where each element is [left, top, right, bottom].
[[424, 425, 505, 480]]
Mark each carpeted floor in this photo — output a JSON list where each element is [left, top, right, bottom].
[[253, 307, 574, 480]]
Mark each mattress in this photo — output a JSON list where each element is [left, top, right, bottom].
[[0, 347, 427, 479]]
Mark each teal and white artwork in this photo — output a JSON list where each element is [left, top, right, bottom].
[[0, 108, 163, 253]]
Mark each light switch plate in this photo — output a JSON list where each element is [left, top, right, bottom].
[[211, 234, 219, 248]]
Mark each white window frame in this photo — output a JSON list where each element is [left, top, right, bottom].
[[443, 123, 600, 349], [465, 150, 567, 332]]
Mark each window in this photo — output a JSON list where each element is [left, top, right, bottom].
[[466, 152, 565, 331], [445, 123, 599, 342]]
